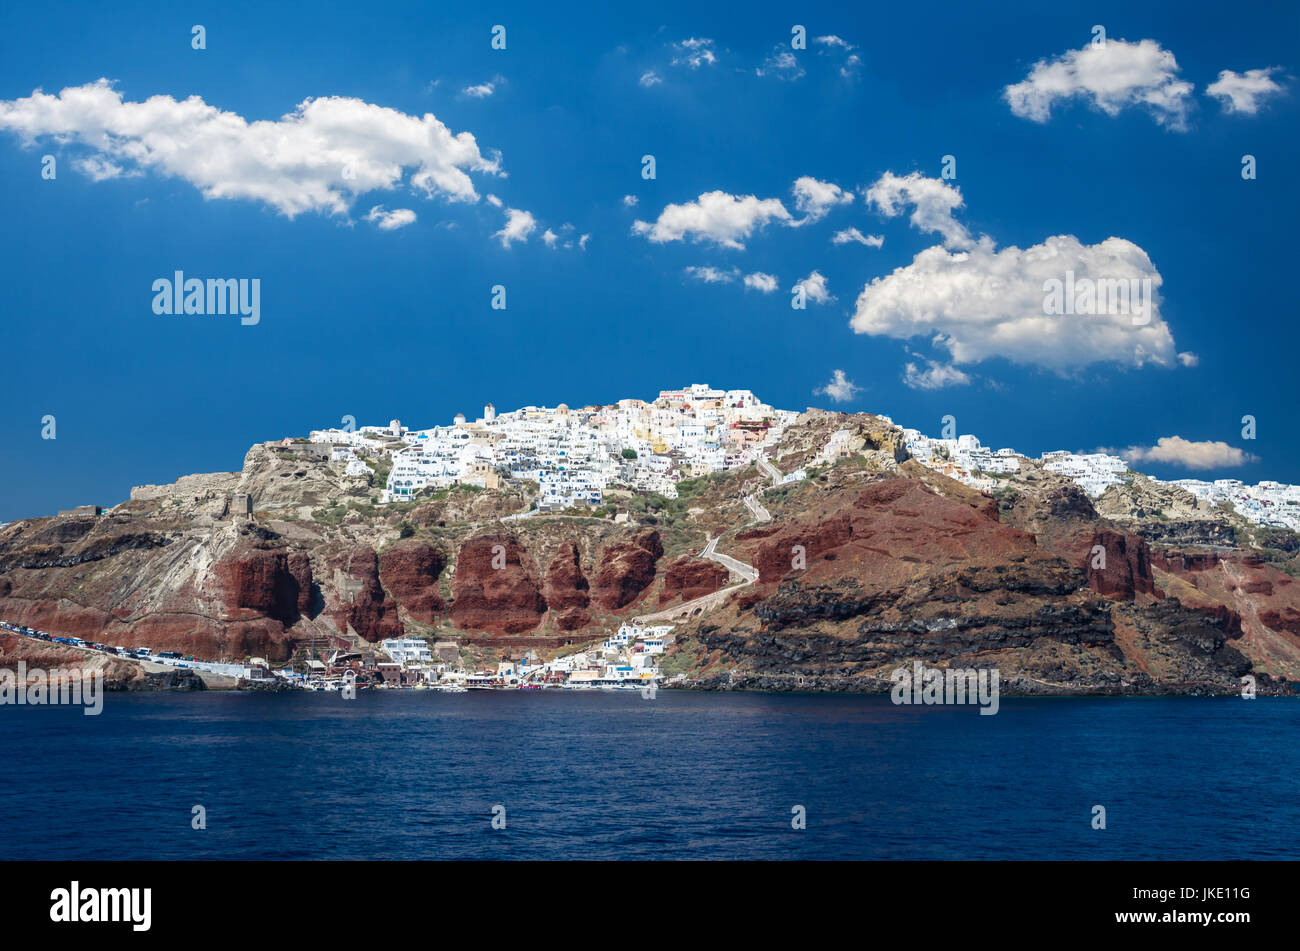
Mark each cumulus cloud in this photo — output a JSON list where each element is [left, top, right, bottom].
[[672, 38, 717, 69], [851, 233, 1178, 372], [622, 194, 638, 207], [832, 227, 883, 247], [1120, 436, 1257, 470], [744, 271, 778, 293], [0, 79, 502, 218], [542, 228, 559, 248], [863, 171, 971, 249], [632, 190, 793, 249], [684, 265, 738, 284], [364, 205, 417, 230], [462, 82, 496, 98], [903, 359, 971, 390], [815, 369, 861, 403], [1206, 67, 1286, 114], [791, 176, 853, 223], [73, 154, 136, 181], [792, 270, 834, 304], [1177, 352, 1199, 367], [639, 70, 662, 88], [757, 49, 804, 80], [1004, 38, 1194, 129], [493, 207, 537, 248], [812, 35, 861, 77]]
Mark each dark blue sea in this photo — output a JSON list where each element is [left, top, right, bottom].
[[1, 692, 1294, 860]]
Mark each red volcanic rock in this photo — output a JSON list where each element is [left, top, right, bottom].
[[1259, 607, 1300, 636], [1086, 529, 1158, 601], [451, 534, 547, 635], [288, 552, 313, 617], [752, 478, 1038, 587], [554, 607, 591, 631], [331, 547, 403, 642], [593, 530, 663, 610], [1152, 550, 1222, 575], [543, 541, 590, 611], [658, 555, 729, 605], [215, 548, 312, 626], [378, 541, 447, 624]]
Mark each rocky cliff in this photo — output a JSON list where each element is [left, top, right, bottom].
[[1, 417, 1297, 694]]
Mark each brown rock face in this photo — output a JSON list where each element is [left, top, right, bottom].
[[1152, 550, 1222, 574], [332, 547, 402, 642], [753, 478, 1032, 587], [451, 534, 546, 635], [554, 607, 591, 631], [378, 541, 447, 624], [543, 541, 590, 611], [593, 530, 663, 610], [659, 555, 729, 605], [1085, 529, 1158, 601], [215, 548, 312, 626]]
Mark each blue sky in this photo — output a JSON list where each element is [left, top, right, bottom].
[[0, 0, 1296, 519]]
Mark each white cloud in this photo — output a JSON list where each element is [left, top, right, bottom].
[[462, 82, 495, 99], [757, 49, 804, 80], [851, 233, 1178, 372], [364, 205, 417, 230], [672, 38, 717, 69], [578, 233, 590, 250], [812, 35, 861, 77], [542, 228, 559, 248], [792, 270, 834, 304], [0, 79, 502, 218], [791, 176, 853, 223], [1003, 38, 1194, 130], [73, 155, 135, 181], [639, 70, 663, 88], [815, 369, 860, 403], [493, 207, 536, 248], [744, 272, 778, 293], [903, 359, 971, 390], [863, 171, 971, 249], [684, 265, 738, 284], [1177, 351, 1199, 367], [622, 194, 638, 207], [632, 190, 793, 249], [485, 193, 503, 207], [831, 227, 883, 247], [1120, 436, 1257, 470], [1206, 67, 1285, 114]]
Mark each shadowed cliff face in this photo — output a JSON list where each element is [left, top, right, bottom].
[[451, 534, 547, 635], [593, 530, 662, 610], [331, 546, 403, 642], [378, 541, 447, 624], [0, 422, 1296, 692], [658, 555, 729, 605]]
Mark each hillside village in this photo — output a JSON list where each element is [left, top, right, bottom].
[[304, 383, 1299, 533]]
